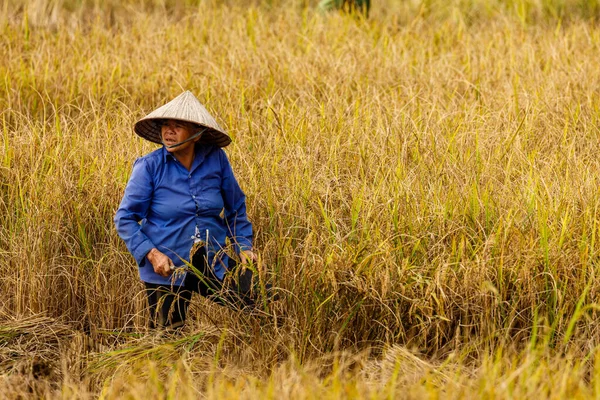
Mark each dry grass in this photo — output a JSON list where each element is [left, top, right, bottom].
[[2, 0, 600, 397]]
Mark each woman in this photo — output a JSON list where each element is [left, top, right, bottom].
[[114, 91, 256, 329]]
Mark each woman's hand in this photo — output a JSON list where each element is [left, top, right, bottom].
[[147, 248, 174, 277], [240, 250, 257, 265]]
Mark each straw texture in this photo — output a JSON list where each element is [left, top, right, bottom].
[[134, 91, 231, 147]]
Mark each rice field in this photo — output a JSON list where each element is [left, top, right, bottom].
[[2, 0, 600, 397]]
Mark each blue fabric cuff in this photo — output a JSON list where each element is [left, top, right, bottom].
[[132, 239, 156, 265], [234, 238, 253, 254]]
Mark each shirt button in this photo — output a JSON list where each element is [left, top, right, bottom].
[[188, 175, 191, 179], [192, 195, 196, 199]]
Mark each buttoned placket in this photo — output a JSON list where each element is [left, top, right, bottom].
[[168, 151, 205, 243], [186, 149, 207, 244], [186, 168, 199, 241]]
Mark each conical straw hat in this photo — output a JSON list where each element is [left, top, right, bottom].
[[134, 91, 231, 147]]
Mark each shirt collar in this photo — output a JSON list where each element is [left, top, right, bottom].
[[161, 145, 214, 169], [161, 146, 173, 163]]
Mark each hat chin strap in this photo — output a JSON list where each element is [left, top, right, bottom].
[[163, 128, 206, 149]]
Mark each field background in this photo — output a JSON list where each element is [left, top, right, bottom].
[[2, 0, 600, 397]]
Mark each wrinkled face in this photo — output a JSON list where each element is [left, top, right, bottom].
[[159, 119, 199, 153]]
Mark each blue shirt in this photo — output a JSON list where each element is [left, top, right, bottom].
[[114, 145, 253, 285]]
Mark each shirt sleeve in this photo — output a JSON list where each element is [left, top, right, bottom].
[[219, 149, 253, 254], [114, 157, 156, 265]]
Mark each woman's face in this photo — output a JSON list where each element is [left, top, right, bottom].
[[160, 119, 199, 153]]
